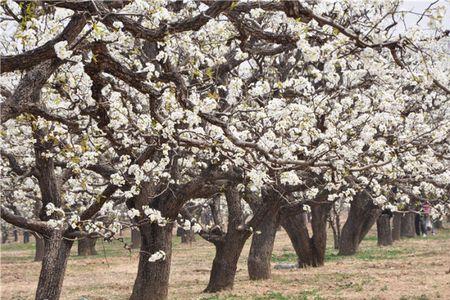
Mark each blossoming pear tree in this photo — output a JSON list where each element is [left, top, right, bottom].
[[1, 1, 449, 300]]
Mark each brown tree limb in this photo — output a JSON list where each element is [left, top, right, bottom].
[[1, 207, 51, 234]]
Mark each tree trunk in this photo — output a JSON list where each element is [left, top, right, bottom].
[[77, 237, 97, 256], [205, 235, 248, 292], [13, 229, 18, 242], [329, 208, 341, 250], [130, 223, 173, 300], [247, 209, 279, 280], [210, 196, 223, 229], [35, 230, 73, 300], [32, 232, 45, 262], [281, 197, 331, 267], [392, 212, 402, 241], [203, 186, 281, 291], [415, 213, 422, 236], [400, 212, 415, 238], [377, 214, 393, 246], [1, 229, 8, 243], [180, 228, 196, 244], [434, 220, 443, 229], [338, 192, 381, 256], [205, 187, 250, 292], [131, 228, 141, 249], [309, 202, 331, 266], [201, 209, 213, 226], [23, 231, 30, 243], [281, 212, 313, 267]]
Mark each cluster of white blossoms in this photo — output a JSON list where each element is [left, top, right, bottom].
[[148, 250, 166, 262], [143, 206, 167, 226], [84, 221, 105, 234], [45, 203, 65, 218], [280, 171, 302, 186], [127, 208, 140, 219], [53, 41, 73, 60]]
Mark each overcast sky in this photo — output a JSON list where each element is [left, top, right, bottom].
[[402, 0, 450, 30]]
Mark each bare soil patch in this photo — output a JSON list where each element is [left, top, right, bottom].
[[1, 228, 449, 300]]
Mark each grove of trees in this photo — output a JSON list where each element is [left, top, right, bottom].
[[1, 1, 449, 300]]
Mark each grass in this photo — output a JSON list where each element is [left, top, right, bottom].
[[272, 230, 450, 264], [272, 247, 406, 264], [200, 290, 325, 300], [1, 241, 37, 252], [362, 235, 378, 241], [2, 227, 449, 299], [1, 236, 185, 264]]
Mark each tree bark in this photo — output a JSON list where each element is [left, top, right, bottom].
[[329, 209, 341, 250], [392, 212, 402, 241], [180, 228, 196, 244], [377, 214, 393, 246], [23, 231, 30, 243], [77, 237, 97, 256], [247, 208, 279, 280], [281, 212, 313, 267], [281, 194, 331, 267], [205, 234, 248, 292], [309, 201, 331, 266], [32, 232, 45, 262], [210, 196, 223, 229], [338, 192, 381, 256], [131, 228, 141, 249], [205, 187, 251, 292], [400, 212, 415, 238], [1, 228, 8, 243], [130, 223, 173, 300], [434, 220, 443, 229], [35, 230, 73, 300]]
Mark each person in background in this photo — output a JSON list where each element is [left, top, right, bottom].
[[422, 201, 435, 236]]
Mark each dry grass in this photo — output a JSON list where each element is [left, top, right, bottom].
[[1, 226, 449, 300]]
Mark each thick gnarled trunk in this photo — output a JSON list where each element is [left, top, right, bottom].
[[309, 202, 330, 266], [32, 232, 45, 261], [205, 234, 248, 292], [329, 208, 341, 250], [338, 192, 381, 256], [77, 237, 97, 256], [210, 196, 223, 229], [205, 187, 251, 292], [180, 228, 196, 244], [130, 223, 173, 300], [392, 212, 402, 241], [247, 209, 279, 280], [377, 214, 393, 246], [131, 228, 141, 249], [23, 231, 30, 243], [35, 231, 73, 300], [205, 186, 280, 291], [400, 212, 415, 238], [281, 196, 331, 267]]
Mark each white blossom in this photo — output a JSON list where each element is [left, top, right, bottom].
[[148, 250, 166, 262], [54, 41, 73, 60]]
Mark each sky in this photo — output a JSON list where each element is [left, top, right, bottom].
[[402, 0, 450, 29]]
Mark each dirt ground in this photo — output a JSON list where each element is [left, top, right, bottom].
[[1, 226, 449, 300]]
